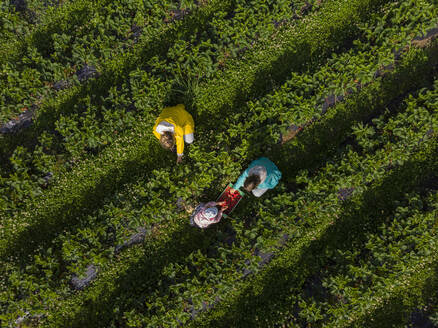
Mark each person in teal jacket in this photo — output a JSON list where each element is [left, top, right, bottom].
[[230, 157, 282, 197]]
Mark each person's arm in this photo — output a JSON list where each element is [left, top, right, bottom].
[[232, 168, 249, 191], [205, 201, 217, 208], [216, 201, 227, 208], [175, 134, 184, 162], [175, 123, 185, 155], [183, 111, 195, 143], [195, 202, 207, 214], [214, 209, 223, 223]]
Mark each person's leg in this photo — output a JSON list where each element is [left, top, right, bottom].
[[252, 187, 268, 197], [184, 133, 194, 144]]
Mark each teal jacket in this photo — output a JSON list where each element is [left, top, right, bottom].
[[233, 157, 282, 190]]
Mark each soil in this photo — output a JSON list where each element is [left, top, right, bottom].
[[337, 187, 355, 201], [70, 264, 98, 290], [11, 0, 27, 12], [114, 228, 148, 254], [76, 65, 99, 82], [281, 124, 302, 144], [408, 310, 436, 328], [53, 79, 70, 91], [0, 106, 36, 134], [412, 26, 438, 48]]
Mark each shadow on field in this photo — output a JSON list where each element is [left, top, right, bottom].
[[0, 1, 235, 173], [1, 143, 166, 264], [358, 173, 438, 328], [361, 260, 438, 328], [1, 0, 400, 262], [207, 38, 438, 182], [194, 32, 357, 134], [5, 40, 437, 281], [270, 44, 438, 182], [64, 223, 219, 327], [198, 141, 438, 328], [1, 24, 355, 264]]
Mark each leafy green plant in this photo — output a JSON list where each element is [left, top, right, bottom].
[[2, 1, 438, 327]]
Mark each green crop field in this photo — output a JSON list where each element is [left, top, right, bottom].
[[1, 0, 438, 327]]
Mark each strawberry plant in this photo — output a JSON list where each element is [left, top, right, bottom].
[[2, 0, 438, 327]]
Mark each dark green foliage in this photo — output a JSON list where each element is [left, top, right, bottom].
[[2, 0, 438, 327]]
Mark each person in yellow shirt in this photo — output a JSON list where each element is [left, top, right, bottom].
[[153, 104, 195, 163]]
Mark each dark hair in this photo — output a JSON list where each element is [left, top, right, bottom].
[[243, 174, 261, 192], [160, 131, 175, 150]]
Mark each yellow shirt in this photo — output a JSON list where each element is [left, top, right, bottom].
[[153, 104, 195, 155]]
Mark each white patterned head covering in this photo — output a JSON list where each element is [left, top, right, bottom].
[[204, 207, 218, 219], [193, 205, 219, 229]]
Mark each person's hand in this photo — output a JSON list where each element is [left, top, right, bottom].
[[186, 206, 195, 214], [176, 155, 183, 164], [229, 188, 236, 193], [216, 201, 228, 210]]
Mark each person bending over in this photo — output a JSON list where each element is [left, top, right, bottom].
[[189, 201, 228, 229], [153, 104, 194, 163], [231, 157, 282, 197]]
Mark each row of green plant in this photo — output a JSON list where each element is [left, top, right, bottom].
[[41, 4, 438, 326], [134, 26, 438, 326], [8, 0, 398, 218], [0, 0, 211, 203], [3, 25, 437, 328], [45, 0, 326, 164], [0, 0, 318, 217], [0, 0, 335, 236], [272, 85, 438, 327], [188, 36, 438, 326], [0, 0, 432, 316], [0, 0, 71, 63], [266, 193, 438, 327], [2, 0, 434, 325], [189, 84, 438, 327], [0, 0, 146, 67], [211, 0, 438, 166], [0, 0, 231, 214], [41, 0, 321, 161], [0, 0, 314, 141], [191, 0, 399, 127], [0, 0, 328, 288], [320, 205, 438, 328], [0, 0, 180, 124], [43, 76, 438, 327], [0, 0, 398, 266]]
